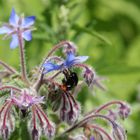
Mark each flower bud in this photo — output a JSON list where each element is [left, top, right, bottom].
[[118, 104, 130, 120], [44, 122, 55, 138], [1, 125, 9, 140], [83, 68, 94, 86], [61, 93, 81, 125], [63, 41, 77, 54], [60, 108, 67, 121], [66, 105, 81, 125], [107, 110, 117, 121], [32, 128, 39, 140]]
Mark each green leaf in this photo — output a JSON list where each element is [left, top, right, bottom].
[[72, 24, 112, 45]]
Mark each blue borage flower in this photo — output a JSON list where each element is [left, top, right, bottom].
[[43, 52, 89, 74], [0, 8, 35, 49]]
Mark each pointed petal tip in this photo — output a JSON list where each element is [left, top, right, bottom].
[[9, 8, 19, 26], [23, 16, 36, 27]]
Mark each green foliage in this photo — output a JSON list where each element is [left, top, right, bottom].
[[0, 0, 140, 139]]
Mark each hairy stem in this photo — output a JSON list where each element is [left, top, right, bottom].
[[0, 85, 21, 92], [35, 109, 44, 126], [89, 124, 113, 140], [2, 101, 12, 128], [75, 63, 88, 69], [0, 101, 9, 116], [85, 100, 124, 116], [17, 28, 29, 84], [33, 73, 44, 92], [33, 71, 61, 92], [35, 105, 51, 126], [0, 60, 17, 74], [63, 114, 115, 134], [32, 106, 37, 129], [41, 40, 71, 67]]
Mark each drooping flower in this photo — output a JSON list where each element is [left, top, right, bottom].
[[32, 128, 39, 140], [0, 8, 35, 49], [83, 67, 94, 86], [0, 89, 55, 139], [59, 91, 81, 125], [118, 103, 130, 120], [43, 52, 88, 74], [63, 41, 77, 54], [48, 83, 81, 125]]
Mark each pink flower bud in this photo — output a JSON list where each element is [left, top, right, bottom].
[[66, 104, 81, 125], [107, 110, 117, 121], [83, 68, 94, 86], [118, 104, 131, 120], [43, 122, 55, 138], [32, 128, 39, 140], [63, 41, 77, 54], [1, 125, 9, 140]]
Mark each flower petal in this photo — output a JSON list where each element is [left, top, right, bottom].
[[22, 16, 36, 27], [64, 52, 75, 67], [9, 8, 19, 26], [64, 52, 89, 67], [10, 35, 19, 49], [32, 96, 45, 104], [75, 56, 89, 63], [22, 31, 32, 41], [43, 62, 61, 74], [66, 52, 75, 62], [0, 26, 11, 34]]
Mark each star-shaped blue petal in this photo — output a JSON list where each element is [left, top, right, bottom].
[[43, 52, 88, 74], [0, 8, 35, 49], [9, 8, 19, 26], [10, 35, 19, 49], [64, 52, 89, 67], [43, 62, 61, 74], [0, 26, 12, 34], [22, 31, 32, 41], [22, 16, 36, 27]]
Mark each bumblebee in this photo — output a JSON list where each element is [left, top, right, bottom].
[[47, 69, 78, 111], [61, 69, 78, 91]]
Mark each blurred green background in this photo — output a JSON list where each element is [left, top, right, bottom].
[[0, 0, 140, 140]]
